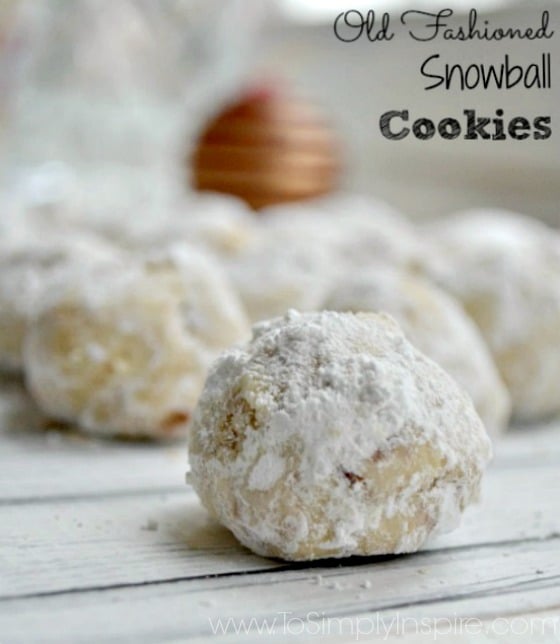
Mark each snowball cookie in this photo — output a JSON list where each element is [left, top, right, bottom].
[[188, 310, 492, 560], [225, 193, 429, 323], [24, 245, 250, 439], [146, 193, 258, 258], [0, 231, 125, 374], [117, 192, 258, 259], [322, 270, 511, 436], [224, 235, 333, 323], [261, 193, 427, 273], [425, 209, 560, 421]]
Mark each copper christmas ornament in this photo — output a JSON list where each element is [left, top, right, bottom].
[[191, 85, 341, 210]]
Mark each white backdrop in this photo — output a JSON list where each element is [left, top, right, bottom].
[[261, 1, 560, 223]]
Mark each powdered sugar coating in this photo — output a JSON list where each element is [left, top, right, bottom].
[[224, 235, 333, 323], [126, 193, 258, 259], [424, 209, 560, 420], [188, 310, 491, 560], [0, 231, 125, 373], [323, 269, 511, 436], [224, 194, 427, 323], [24, 244, 250, 439], [261, 193, 427, 274]]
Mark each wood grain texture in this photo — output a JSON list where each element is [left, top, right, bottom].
[[0, 379, 187, 501], [0, 465, 559, 599], [1, 380, 558, 503], [1, 538, 559, 643], [1, 376, 560, 642]]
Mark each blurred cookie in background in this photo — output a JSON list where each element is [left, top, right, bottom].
[[0, 229, 126, 374], [424, 209, 560, 422], [23, 244, 249, 440], [323, 267, 511, 437]]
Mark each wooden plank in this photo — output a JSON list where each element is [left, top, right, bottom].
[[1, 537, 559, 643], [0, 379, 187, 501], [186, 590, 560, 643], [0, 491, 281, 598], [2, 381, 560, 643], [1, 465, 559, 599], [0, 434, 187, 502], [493, 420, 560, 468], [0, 435, 187, 502], [350, 595, 560, 644]]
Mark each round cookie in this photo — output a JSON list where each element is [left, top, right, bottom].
[[224, 234, 332, 323], [188, 310, 492, 560], [127, 192, 258, 259], [24, 244, 250, 439], [227, 194, 424, 323], [0, 231, 125, 374], [323, 269, 511, 436], [425, 209, 560, 421], [261, 193, 426, 273], [155, 193, 257, 257]]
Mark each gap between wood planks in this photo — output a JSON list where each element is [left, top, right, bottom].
[[1, 538, 560, 643], [1, 462, 559, 600], [1, 533, 558, 603], [0, 485, 185, 507]]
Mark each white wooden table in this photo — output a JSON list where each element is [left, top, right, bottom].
[[1, 373, 560, 643]]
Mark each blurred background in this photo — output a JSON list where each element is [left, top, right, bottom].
[[0, 0, 558, 226]]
